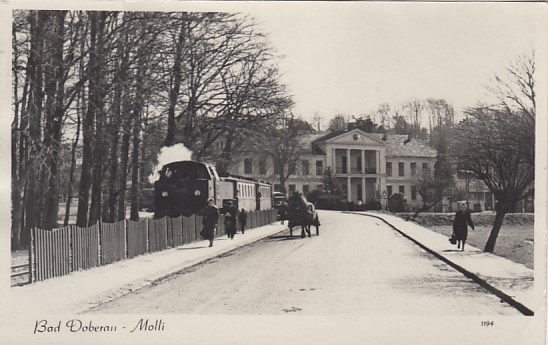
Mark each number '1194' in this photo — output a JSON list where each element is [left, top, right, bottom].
[[481, 321, 494, 327]]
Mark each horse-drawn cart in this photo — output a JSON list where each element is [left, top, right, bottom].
[[286, 194, 320, 237]]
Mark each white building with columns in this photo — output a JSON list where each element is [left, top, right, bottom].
[[230, 128, 437, 209]]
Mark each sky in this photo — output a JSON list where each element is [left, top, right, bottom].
[[241, 2, 546, 126]]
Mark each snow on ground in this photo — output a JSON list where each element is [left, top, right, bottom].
[[8, 223, 288, 315]]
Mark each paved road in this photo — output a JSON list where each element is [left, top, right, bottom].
[[88, 211, 518, 315]]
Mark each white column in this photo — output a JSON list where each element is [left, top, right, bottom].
[[362, 177, 366, 202], [361, 150, 365, 174], [346, 149, 351, 174], [347, 176, 352, 202]]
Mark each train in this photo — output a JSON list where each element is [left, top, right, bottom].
[[272, 192, 287, 209], [153, 160, 272, 218]]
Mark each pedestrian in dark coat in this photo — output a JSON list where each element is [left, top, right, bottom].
[[452, 201, 475, 251], [238, 208, 247, 234], [201, 199, 219, 247], [224, 200, 238, 239], [278, 201, 288, 225]]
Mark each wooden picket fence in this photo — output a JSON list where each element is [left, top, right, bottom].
[[30, 209, 278, 283]]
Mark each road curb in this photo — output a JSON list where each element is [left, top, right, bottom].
[[84, 225, 289, 313], [349, 212, 534, 316]]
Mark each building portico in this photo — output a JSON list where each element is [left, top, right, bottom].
[[317, 129, 386, 202], [232, 128, 436, 210]]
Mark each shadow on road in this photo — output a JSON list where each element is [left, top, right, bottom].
[[265, 235, 307, 242]]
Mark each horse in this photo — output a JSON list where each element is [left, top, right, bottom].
[[286, 193, 320, 237]]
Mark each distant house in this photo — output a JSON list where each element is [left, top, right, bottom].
[[229, 128, 437, 210]]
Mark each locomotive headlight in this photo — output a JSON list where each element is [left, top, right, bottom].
[[194, 190, 201, 196], [161, 191, 168, 197]]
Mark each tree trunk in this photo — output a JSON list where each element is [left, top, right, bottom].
[[129, 117, 141, 221], [105, 31, 128, 222], [63, 110, 80, 226], [484, 209, 506, 253], [11, 17, 25, 249], [278, 170, 287, 194], [43, 10, 67, 229], [217, 134, 234, 175], [64, 28, 87, 226], [89, 13, 107, 226], [24, 11, 48, 244], [117, 103, 132, 222], [164, 18, 186, 147], [76, 12, 99, 227], [129, 54, 145, 221]]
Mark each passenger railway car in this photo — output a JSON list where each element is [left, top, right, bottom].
[[154, 160, 272, 218]]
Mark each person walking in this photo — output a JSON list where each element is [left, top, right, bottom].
[[238, 208, 247, 234], [278, 201, 288, 225], [200, 199, 219, 247], [452, 201, 475, 251], [224, 200, 238, 239]]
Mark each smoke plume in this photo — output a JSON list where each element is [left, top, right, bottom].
[[149, 144, 193, 183]]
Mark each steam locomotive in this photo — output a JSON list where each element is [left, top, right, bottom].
[[154, 160, 272, 218]]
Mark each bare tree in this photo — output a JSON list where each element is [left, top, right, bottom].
[[11, 10, 293, 247], [488, 53, 535, 166], [452, 107, 534, 252], [247, 114, 314, 194], [328, 114, 349, 132]]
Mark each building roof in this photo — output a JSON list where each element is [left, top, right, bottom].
[[299, 130, 437, 158], [300, 132, 329, 154], [372, 134, 438, 158]]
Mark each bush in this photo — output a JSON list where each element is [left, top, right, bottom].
[[316, 193, 348, 210], [306, 189, 324, 204], [388, 193, 408, 212], [365, 200, 382, 211]]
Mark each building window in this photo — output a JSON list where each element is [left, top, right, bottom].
[[357, 157, 362, 172], [422, 163, 429, 172], [341, 156, 348, 173], [387, 185, 393, 196], [259, 158, 266, 175], [288, 161, 296, 175], [398, 162, 405, 177], [244, 158, 252, 175], [386, 162, 392, 176], [411, 162, 417, 176], [399, 185, 405, 195], [274, 184, 282, 192], [303, 185, 310, 195], [316, 161, 323, 175], [411, 186, 417, 200], [302, 160, 310, 175], [357, 184, 363, 201], [289, 184, 296, 193], [316, 184, 324, 191]]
